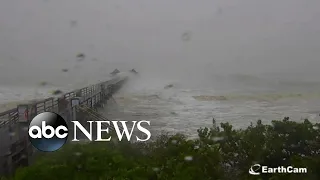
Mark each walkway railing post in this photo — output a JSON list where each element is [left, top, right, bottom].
[[71, 98, 80, 121], [29, 104, 37, 120]]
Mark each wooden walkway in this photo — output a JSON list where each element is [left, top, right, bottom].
[[0, 74, 128, 176]]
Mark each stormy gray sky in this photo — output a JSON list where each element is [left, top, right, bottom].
[[1, 0, 320, 86]]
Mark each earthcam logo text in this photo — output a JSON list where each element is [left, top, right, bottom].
[[249, 164, 307, 175], [28, 112, 151, 152]]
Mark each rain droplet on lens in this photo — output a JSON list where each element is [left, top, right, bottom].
[[52, 90, 63, 95], [181, 31, 192, 42], [39, 81, 48, 86], [171, 140, 177, 144], [70, 20, 78, 28], [152, 167, 160, 172], [76, 164, 82, 170], [211, 136, 224, 142], [22, 126, 29, 131], [112, 138, 118, 144], [76, 53, 85, 61], [9, 132, 16, 137], [170, 111, 177, 115], [184, 156, 193, 161]]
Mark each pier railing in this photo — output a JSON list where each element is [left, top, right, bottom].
[[0, 75, 128, 176]]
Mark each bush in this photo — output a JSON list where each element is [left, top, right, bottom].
[[7, 118, 320, 180]]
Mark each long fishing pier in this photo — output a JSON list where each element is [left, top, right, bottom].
[[0, 73, 129, 175]]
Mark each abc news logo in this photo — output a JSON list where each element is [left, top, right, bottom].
[[28, 112, 151, 152]]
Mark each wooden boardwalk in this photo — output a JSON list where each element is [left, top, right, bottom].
[[0, 74, 128, 176]]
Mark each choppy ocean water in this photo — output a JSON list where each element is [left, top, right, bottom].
[[102, 76, 320, 137], [1, 75, 320, 137]]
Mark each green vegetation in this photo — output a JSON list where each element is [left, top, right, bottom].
[[7, 118, 320, 180]]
